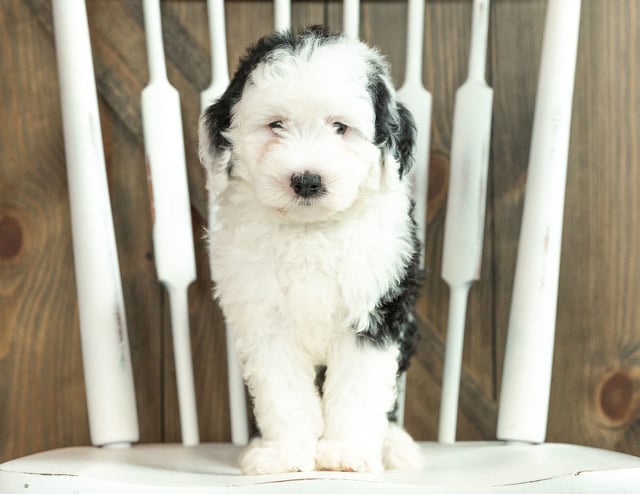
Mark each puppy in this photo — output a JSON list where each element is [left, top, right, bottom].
[[199, 26, 423, 475]]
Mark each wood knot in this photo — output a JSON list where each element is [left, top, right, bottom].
[[426, 151, 449, 221], [597, 370, 634, 426], [0, 214, 23, 260]]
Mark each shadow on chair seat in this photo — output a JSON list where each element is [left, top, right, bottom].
[[2, 442, 640, 493]]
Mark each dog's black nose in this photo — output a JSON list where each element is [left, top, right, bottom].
[[290, 171, 323, 198]]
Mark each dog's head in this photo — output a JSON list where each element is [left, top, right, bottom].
[[199, 26, 415, 223]]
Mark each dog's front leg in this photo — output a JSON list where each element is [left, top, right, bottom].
[[237, 330, 323, 475], [316, 334, 399, 472]]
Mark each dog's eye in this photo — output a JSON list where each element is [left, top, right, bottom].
[[333, 122, 348, 135], [268, 121, 285, 131]]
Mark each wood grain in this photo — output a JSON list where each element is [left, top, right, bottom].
[[1, 0, 640, 463], [489, 0, 545, 405], [0, 0, 90, 458], [549, 0, 640, 455], [100, 102, 165, 443]]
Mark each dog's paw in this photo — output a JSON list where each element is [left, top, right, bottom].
[[315, 439, 383, 473], [382, 423, 424, 469], [240, 438, 316, 475]]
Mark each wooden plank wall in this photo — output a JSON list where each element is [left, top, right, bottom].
[[1, 0, 639, 462]]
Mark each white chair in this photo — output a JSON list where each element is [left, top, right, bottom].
[[2, 0, 639, 492]]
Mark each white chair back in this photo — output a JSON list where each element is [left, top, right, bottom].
[[51, 0, 583, 449], [3, 2, 640, 492]]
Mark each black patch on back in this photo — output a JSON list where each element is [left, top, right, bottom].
[[356, 204, 422, 358], [356, 203, 423, 421]]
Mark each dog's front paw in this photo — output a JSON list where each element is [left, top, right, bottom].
[[240, 438, 316, 475], [315, 439, 383, 473]]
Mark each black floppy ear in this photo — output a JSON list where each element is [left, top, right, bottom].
[[199, 28, 319, 193], [199, 96, 234, 194], [369, 70, 417, 179], [394, 102, 417, 177]]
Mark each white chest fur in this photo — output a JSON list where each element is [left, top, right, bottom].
[[208, 181, 413, 364]]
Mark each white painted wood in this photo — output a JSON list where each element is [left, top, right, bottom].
[[141, 0, 199, 446], [396, 0, 431, 427], [343, 0, 360, 39], [438, 0, 493, 444], [274, 0, 291, 32], [2, 442, 639, 492], [51, 0, 138, 448], [497, 0, 582, 444], [201, 0, 250, 447], [26, 3, 640, 493], [397, 0, 431, 271], [438, 284, 471, 443], [201, 0, 230, 110]]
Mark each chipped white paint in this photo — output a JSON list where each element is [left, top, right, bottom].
[[142, 0, 199, 446], [51, 0, 139, 448], [2, 442, 640, 492], [498, 0, 582, 444], [439, 0, 493, 444]]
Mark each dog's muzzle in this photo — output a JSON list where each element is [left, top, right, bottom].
[[290, 171, 324, 198]]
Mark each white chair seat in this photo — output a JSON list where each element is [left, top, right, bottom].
[[2, 441, 639, 493]]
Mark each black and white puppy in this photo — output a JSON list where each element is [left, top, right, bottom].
[[199, 26, 423, 475]]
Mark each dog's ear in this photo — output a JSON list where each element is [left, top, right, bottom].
[[199, 29, 310, 194], [393, 102, 417, 177], [199, 97, 234, 195], [369, 71, 417, 179]]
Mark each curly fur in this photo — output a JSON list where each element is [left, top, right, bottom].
[[199, 26, 423, 474]]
